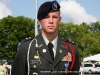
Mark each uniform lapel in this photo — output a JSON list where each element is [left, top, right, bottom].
[[36, 34, 53, 63], [53, 36, 69, 67]]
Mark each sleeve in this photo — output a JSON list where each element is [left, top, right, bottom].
[[71, 45, 80, 75], [11, 43, 28, 75]]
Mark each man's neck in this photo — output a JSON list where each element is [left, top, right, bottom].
[[42, 31, 57, 42]]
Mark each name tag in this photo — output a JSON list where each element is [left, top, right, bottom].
[[30, 60, 41, 65]]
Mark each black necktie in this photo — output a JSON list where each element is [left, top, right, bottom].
[[47, 42, 54, 61]]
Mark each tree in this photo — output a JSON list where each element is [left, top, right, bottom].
[[0, 15, 35, 60]]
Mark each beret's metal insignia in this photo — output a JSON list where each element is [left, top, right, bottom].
[[52, 1, 57, 10]]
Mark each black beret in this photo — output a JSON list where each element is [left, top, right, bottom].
[[37, 1, 60, 20]]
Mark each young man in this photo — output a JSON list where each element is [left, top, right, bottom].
[[11, 0, 79, 75]]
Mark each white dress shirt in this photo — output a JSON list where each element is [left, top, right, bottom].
[[42, 34, 58, 57]]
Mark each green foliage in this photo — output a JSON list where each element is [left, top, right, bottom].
[[0, 15, 35, 60]]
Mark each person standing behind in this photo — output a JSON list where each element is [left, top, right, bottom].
[[0, 62, 4, 75], [11, 0, 79, 75], [0, 62, 8, 75], [3, 61, 8, 75]]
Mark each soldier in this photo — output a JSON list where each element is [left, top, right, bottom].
[[11, 0, 79, 75]]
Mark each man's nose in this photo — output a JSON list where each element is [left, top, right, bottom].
[[49, 17, 53, 23]]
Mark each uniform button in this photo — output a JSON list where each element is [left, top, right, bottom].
[[59, 50, 63, 53], [33, 65, 36, 68], [52, 68, 54, 70], [42, 49, 46, 53], [33, 72, 38, 75]]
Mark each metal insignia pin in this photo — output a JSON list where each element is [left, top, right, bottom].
[[38, 44, 43, 48], [65, 63, 69, 74], [52, 68, 54, 70], [59, 50, 63, 53], [42, 49, 46, 53], [34, 55, 39, 59], [33, 72, 38, 75], [65, 68, 68, 74]]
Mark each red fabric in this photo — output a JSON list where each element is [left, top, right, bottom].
[[62, 40, 75, 71]]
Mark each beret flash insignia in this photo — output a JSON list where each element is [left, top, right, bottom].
[[52, 1, 57, 10]]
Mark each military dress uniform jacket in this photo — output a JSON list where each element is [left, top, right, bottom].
[[11, 34, 79, 75]]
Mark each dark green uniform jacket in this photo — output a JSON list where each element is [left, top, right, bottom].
[[11, 34, 79, 75]]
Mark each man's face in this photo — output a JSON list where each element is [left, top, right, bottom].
[[38, 11, 61, 34]]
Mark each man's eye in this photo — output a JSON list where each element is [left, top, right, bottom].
[[53, 16, 59, 18]]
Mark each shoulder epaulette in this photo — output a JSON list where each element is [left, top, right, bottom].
[[21, 36, 35, 43], [66, 39, 75, 44], [17, 36, 35, 51], [62, 38, 75, 44]]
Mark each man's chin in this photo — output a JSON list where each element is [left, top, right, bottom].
[[47, 31, 55, 34]]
